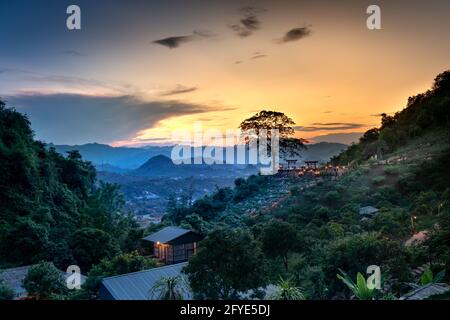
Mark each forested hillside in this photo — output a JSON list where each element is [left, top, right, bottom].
[[0, 100, 141, 270], [171, 71, 450, 299]]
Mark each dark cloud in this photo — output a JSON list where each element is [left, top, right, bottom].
[[7, 93, 221, 144], [153, 35, 194, 49], [153, 30, 213, 49], [311, 132, 364, 145], [159, 85, 197, 96], [230, 6, 266, 38], [278, 26, 312, 43], [250, 54, 267, 60], [294, 122, 364, 132], [371, 112, 394, 117]]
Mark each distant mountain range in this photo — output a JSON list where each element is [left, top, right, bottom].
[[132, 154, 257, 177], [50, 143, 172, 170], [311, 132, 363, 145], [52, 141, 348, 173]]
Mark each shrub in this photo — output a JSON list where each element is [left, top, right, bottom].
[[0, 281, 14, 300], [372, 176, 386, 186]]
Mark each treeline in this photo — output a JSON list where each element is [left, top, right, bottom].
[[162, 175, 269, 233], [0, 100, 142, 272], [333, 70, 450, 165]]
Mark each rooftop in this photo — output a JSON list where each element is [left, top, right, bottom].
[[101, 262, 190, 300], [359, 206, 379, 216], [400, 283, 450, 300], [143, 226, 191, 244]]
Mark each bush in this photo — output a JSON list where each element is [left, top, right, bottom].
[[324, 191, 339, 205], [23, 262, 67, 299], [372, 176, 386, 186], [0, 281, 15, 300], [384, 166, 400, 175]]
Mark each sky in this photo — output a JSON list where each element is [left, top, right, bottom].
[[1, 0, 449, 146]]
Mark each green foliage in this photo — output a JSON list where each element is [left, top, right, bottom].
[[260, 219, 298, 271], [337, 269, 377, 300], [23, 262, 67, 299], [164, 175, 268, 225], [184, 227, 268, 299], [149, 275, 187, 300], [0, 278, 14, 300], [82, 252, 158, 298], [420, 267, 445, 285], [269, 277, 305, 300], [70, 228, 119, 271], [371, 175, 386, 186], [323, 191, 339, 206], [239, 110, 306, 160], [333, 70, 450, 165], [0, 100, 138, 270]]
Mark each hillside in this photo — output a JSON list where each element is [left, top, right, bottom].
[[165, 70, 450, 300], [0, 100, 140, 271]]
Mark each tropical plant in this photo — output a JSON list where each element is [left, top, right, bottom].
[[408, 267, 446, 289], [337, 269, 377, 300], [149, 275, 187, 300], [269, 277, 305, 300], [421, 267, 445, 285]]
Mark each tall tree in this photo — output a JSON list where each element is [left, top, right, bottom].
[[260, 219, 298, 271], [184, 227, 268, 299], [239, 110, 305, 173]]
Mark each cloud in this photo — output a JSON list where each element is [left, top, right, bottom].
[[0, 67, 133, 94], [62, 50, 85, 57], [278, 26, 312, 43], [250, 54, 267, 60], [153, 35, 194, 49], [229, 6, 266, 38], [159, 85, 197, 96], [294, 122, 364, 132], [152, 30, 214, 49], [7, 93, 223, 145], [311, 132, 364, 145]]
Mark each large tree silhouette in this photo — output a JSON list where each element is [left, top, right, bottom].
[[239, 110, 306, 172]]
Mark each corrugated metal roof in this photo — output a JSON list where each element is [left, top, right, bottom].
[[101, 262, 191, 300], [400, 283, 450, 300], [143, 226, 191, 243], [359, 206, 379, 216], [0, 266, 29, 298]]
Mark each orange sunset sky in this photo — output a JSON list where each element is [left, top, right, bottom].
[[1, 0, 449, 146]]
